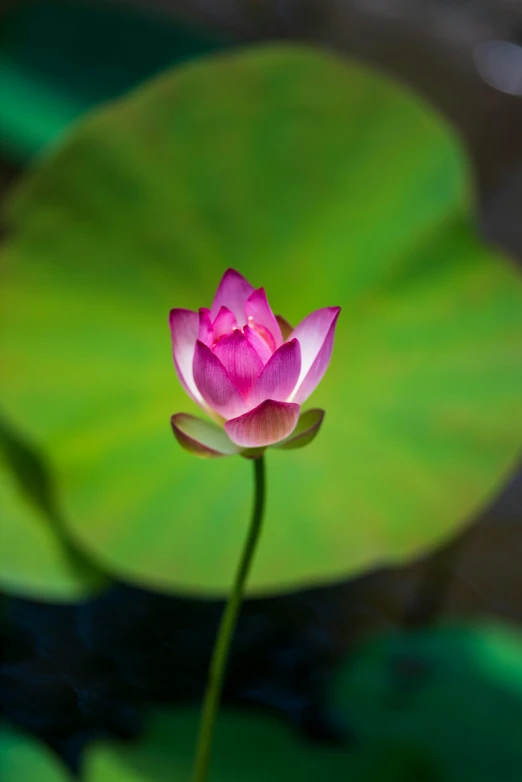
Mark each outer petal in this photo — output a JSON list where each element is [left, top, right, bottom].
[[210, 268, 255, 323], [248, 339, 301, 407], [192, 340, 246, 420], [213, 331, 264, 398], [212, 306, 237, 341], [225, 399, 300, 448], [169, 308, 206, 408], [171, 413, 240, 458], [244, 288, 283, 349], [273, 408, 324, 450], [289, 307, 341, 404]]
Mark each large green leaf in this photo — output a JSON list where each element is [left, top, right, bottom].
[[0, 725, 71, 782], [85, 622, 522, 782], [1, 45, 521, 595]]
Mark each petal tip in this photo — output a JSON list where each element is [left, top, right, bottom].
[[289, 306, 341, 405]]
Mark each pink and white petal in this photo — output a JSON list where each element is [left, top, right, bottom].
[[198, 308, 214, 347], [248, 339, 301, 407], [212, 306, 237, 341], [275, 314, 293, 341], [289, 307, 341, 404], [213, 331, 263, 398], [243, 324, 273, 365], [171, 413, 240, 458], [244, 288, 283, 349], [169, 308, 206, 408], [225, 400, 300, 448], [193, 340, 247, 420], [273, 408, 325, 450], [210, 268, 255, 323]]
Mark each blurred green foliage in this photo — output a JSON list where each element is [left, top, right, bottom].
[[1, 45, 522, 598], [0, 416, 102, 598], [2, 619, 521, 780], [0, 0, 228, 162], [0, 724, 71, 782], [337, 622, 522, 782], [82, 622, 522, 781]]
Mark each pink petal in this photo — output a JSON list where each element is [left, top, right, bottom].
[[192, 340, 247, 420], [212, 306, 237, 341], [289, 307, 341, 404], [169, 309, 206, 408], [210, 268, 255, 323], [225, 399, 300, 448], [171, 413, 240, 458], [248, 339, 301, 407], [273, 408, 324, 450], [243, 325, 273, 365], [198, 308, 214, 347], [213, 331, 263, 398], [244, 288, 283, 350]]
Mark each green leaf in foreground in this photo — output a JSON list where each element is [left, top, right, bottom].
[[336, 622, 522, 782], [1, 45, 522, 595], [0, 725, 71, 782], [85, 703, 437, 782], [86, 623, 522, 782]]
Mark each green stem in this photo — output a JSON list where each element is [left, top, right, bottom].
[[191, 455, 266, 782]]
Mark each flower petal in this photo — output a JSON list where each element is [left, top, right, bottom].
[[225, 399, 300, 448], [171, 413, 240, 458], [192, 340, 246, 420], [273, 408, 325, 450], [212, 306, 237, 341], [198, 308, 214, 347], [275, 314, 293, 341], [169, 308, 206, 408], [248, 339, 301, 407], [243, 325, 273, 364], [244, 288, 283, 349], [210, 268, 255, 323], [289, 307, 341, 404], [213, 331, 264, 398]]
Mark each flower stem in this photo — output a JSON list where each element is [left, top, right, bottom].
[[191, 455, 266, 782]]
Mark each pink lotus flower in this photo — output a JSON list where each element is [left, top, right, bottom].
[[169, 269, 340, 457]]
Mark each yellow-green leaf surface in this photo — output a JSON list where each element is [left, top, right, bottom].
[[84, 623, 522, 782], [0, 725, 71, 782], [1, 45, 522, 595]]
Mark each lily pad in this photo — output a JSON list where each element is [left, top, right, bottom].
[[1, 45, 521, 595], [0, 724, 71, 782]]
